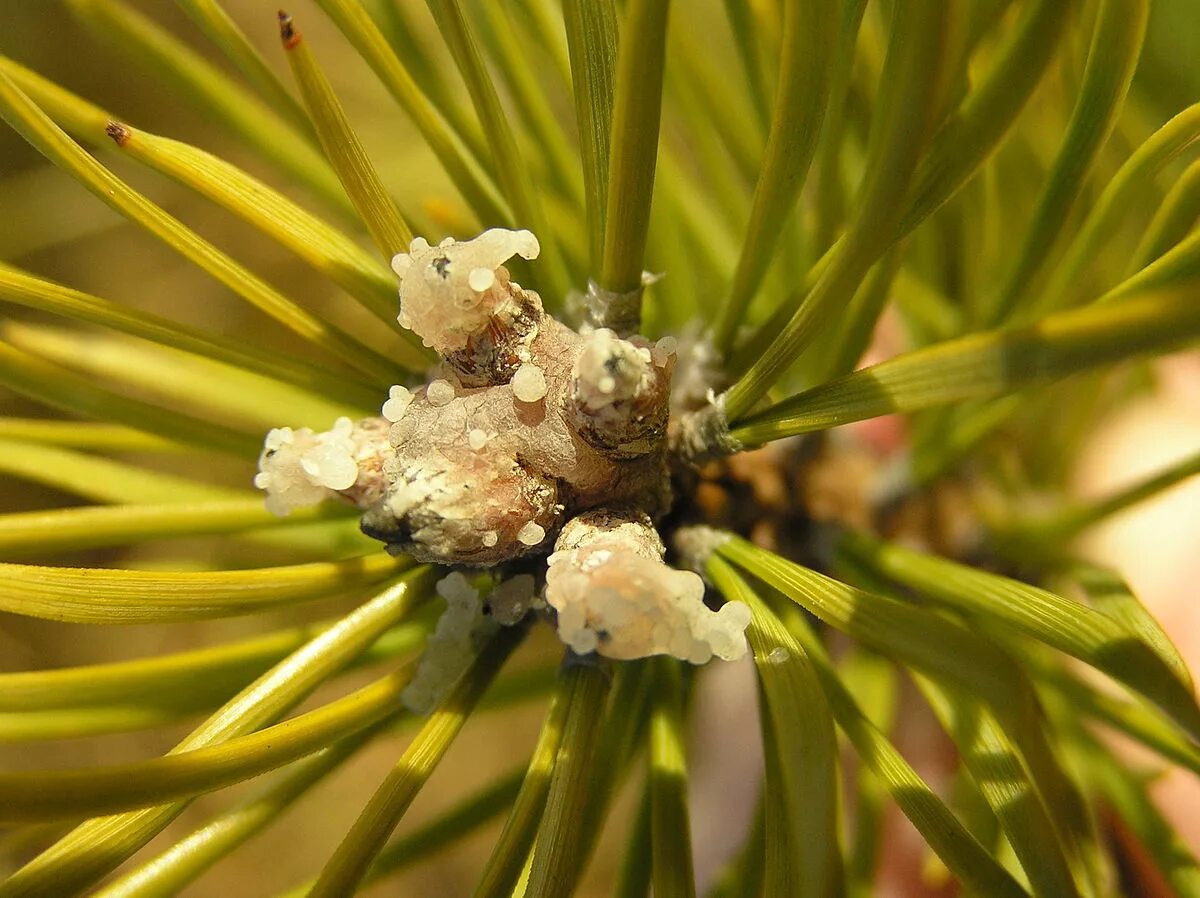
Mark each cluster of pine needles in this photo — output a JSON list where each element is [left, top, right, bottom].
[[1, 0, 1199, 895]]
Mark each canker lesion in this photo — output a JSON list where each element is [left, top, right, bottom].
[[255, 228, 751, 667]]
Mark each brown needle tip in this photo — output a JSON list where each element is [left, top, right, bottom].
[[104, 121, 130, 147]]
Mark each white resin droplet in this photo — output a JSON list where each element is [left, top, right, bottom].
[[511, 364, 547, 403], [381, 385, 414, 422], [517, 521, 546, 546], [426, 379, 456, 407], [256, 417, 365, 514], [394, 228, 541, 352], [482, 530, 499, 547], [468, 428, 488, 450], [467, 267, 496, 292]]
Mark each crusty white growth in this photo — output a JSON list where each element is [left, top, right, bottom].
[[369, 445, 561, 565], [573, 329, 655, 411], [392, 228, 540, 353], [671, 392, 742, 468], [578, 276, 654, 336], [403, 572, 498, 714], [672, 525, 733, 576], [570, 329, 674, 458], [545, 511, 750, 663], [511, 363, 547, 403], [668, 327, 721, 415], [255, 417, 390, 515]]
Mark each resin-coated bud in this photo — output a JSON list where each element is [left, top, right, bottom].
[[570, 329, 675, 458], [545, 509, 750, 663], [392, 229, 542, 383]]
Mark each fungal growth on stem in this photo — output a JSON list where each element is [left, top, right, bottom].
[[256, 228, 749, 667]]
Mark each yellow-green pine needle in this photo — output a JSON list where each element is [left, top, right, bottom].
[[307, 626, 524, 898], [812, 0, 870, 254], [983, 0, 1151, 325], [1125, 155, 1200, 276], [0, 616, 435, 744], [280, 12, 414, 260], [2, 320, 362, 440], [732, 285, 1200, 447], [1070, 564, 1194, 693], [66, 0, 350, 216], [172, 0, 313, 136], [0, 439, 244, 504], [1105, 222, 1200, 301], [725, 2, 951, 418], [0, 612, 429, 716], [599, 0, 671, 294], [613, 788, 653, 898], [1014, 449, 1200, 546], [94, 731, 376, 897], [580, 661, 653, 843], [0, 340, 262, 458], [813, 246, 904, 382], [367, 0, 490, 164], [840, 532, 1200, 741], [648, 657, 696, 898], [897, 0, 1074, 239], [312, 0, 510, 226], [0, 669, 418, 822], [917, 680, 1085, 897], [720, 0, 771, 128], [0, 553, 405, 624], [730, 0, 1073, 373], [670, 26, 763, 183], [712, 0, 836, 353], [710, 562, 843, 898], [426, 0, 571, 298], [474, 666, 574, 898], [105, 122, 430, 365], [1034, 102, 1200, 315], [1033, 659, 1200, 778], [838, 651, 896, 898], [1066, 724, 1200, 898], [275, 767, 524, 898], [0, 262, 384, 409], [0, 570, 431, 895], [562, 0, 618, 272], [474, 2, 583, 208], [0, 70, 402, 386], [0, 500, 353, 560], [0, 418, 180, 452], [526, 661, 613, 898]]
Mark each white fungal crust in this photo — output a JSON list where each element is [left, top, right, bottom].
[[358, 309, 672, 565], [545, 510, 751, 663], [403, 572, 498, 714], [392, 228, 541, 354], [364, 447, 561, 565], [672, 525, 733, 576], [255, 416, 392, 515], [570, 328, 674, 458]]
